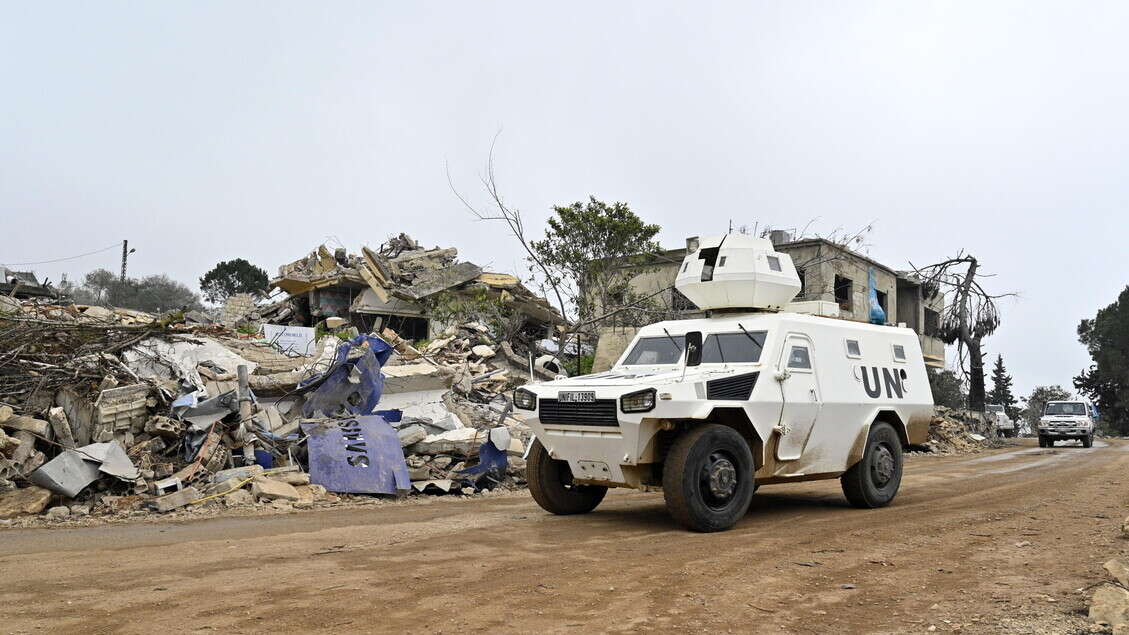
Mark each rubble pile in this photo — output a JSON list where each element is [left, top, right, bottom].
[[266, 234, 564, 341], [0, 280, 557, 523], [915, 406, 999, 455]]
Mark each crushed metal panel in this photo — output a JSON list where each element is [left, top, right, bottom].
[[29, 441, 139, 497], [302, 416, 410, 494], [80, 441, 141, 481], [29, 451, 101, 497]]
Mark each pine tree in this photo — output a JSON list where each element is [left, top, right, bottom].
[[986, 354, 1019, 420]]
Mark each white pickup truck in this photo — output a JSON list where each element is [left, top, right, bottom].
[[1038, 400, 1096, 448], [986, 404, 1016, 438], [515, 234, 934, 532]]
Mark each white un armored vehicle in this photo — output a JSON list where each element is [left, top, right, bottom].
[[514, 234, 935, 532]]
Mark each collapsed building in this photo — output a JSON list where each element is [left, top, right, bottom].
[[263, 233, 564, 343], [0, 235, 571, 522]]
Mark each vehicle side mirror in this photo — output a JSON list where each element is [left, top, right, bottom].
[[685, 331, 702, 367]]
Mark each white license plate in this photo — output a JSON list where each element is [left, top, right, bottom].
[[558, 391, 596, 403]]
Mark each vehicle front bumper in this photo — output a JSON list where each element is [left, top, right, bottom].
[[1039, 426, 1091, 437]]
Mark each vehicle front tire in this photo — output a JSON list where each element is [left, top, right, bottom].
[[1038, 436, 1047, 448], [526, 439, 607, 515], [1047, 438, 1055, 447], [841, 422, 903, 509], [663, 424, 755, 533], [1082, 434, 1093, 448]]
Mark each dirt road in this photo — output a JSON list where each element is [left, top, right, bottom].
[[3, 438, 1128, 634]]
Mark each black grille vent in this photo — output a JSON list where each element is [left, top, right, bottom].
[[538, 399, 619, 427], [706, 372, 759, 400]]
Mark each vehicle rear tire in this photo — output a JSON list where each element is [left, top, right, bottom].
[[841, 422, 903, 509], [526, 439, 607, 515], [1082, 434, 1093, 448], [663, 424, 755, 533]]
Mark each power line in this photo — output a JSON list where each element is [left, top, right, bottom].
[[0, 241, 123, 267]]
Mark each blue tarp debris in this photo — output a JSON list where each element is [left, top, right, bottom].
[[297, 335, 394, 418], [301, 416, 411, 494]]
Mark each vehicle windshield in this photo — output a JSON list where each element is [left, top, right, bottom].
[[621, 336, 685, 365], [1044, 402, 1087, 416], [702, 331, 768, 363]]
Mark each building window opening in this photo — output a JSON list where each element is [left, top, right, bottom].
[[834, 275, 853, 311], [924, 308, 941, 337]]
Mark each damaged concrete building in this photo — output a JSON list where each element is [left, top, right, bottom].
[[591, 232, 946, 372], [266, 234, 564, 343]]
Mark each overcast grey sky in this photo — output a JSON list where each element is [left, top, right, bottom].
[[2, 2, 1127, 399]]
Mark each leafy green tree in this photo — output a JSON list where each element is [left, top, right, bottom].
[[530, 196, 662, 328], [986, 354, 1019, 420], [1020, 385, 1072, 435], [199, 258, 269, 304], [1075, 286, 1129, 434], [73, 268, 203, 313], [83, 268, 118, 303], [928, 369, 967, 410]]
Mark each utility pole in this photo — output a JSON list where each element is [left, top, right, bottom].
[[119, 240, 136, 283]]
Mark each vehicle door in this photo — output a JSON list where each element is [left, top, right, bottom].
[[775, 334, 822, 461]]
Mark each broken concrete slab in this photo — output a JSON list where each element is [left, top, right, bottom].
[[382, 363, 454, 394], [46, 407, 73, 450], [2, 415, 49, 437], [251, 476, 300, 502], [471, 344, 496, 359], [405, 428, 483, 458], [0, 428, 20, 458], [153, 486, 201, 512], [224, 489, 254, 506], [397, 424, 427, 448], [212, 464, 264, 483], [1106, 559, 1129, 588], [393, 261, 482, 301], [0, 486, 52, 519], [45, 505, 70, 520], [267, 472, 310, 486], [1091, 584, 1129, 627], [411, 479, 456, 493], [82, 305, 115, 320], [144, 416, 184, 440]]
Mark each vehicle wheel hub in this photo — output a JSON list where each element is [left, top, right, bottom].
[[871, 444, 895, 487], [705, 454, 737, 500]]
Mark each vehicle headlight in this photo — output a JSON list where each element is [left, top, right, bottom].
[[620, 388, 656, 413], [513, 388, 537, 411]]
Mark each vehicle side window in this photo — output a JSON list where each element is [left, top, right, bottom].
[[845, 339, 861, 358], [892, 344, 906, 362], [787, 345, 812, 369]]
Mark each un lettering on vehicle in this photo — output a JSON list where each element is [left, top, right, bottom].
[[860, 366, 905, 400]]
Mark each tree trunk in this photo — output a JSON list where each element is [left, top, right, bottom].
[[967, 337, 986, 413]]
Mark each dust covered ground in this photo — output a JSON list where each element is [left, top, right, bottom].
[[3, 438, 1128, 634]]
